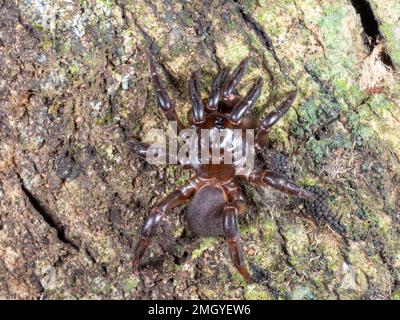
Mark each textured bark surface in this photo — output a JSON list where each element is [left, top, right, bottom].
[[0, 0, 399, 299]]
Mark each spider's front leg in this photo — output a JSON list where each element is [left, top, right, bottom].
[[132, 182, 196, 267], [255, 91, 297, 149], [149, 55, 185, 132], [207, 67, 230, 111], [223, 58, 249, 99], [230, 77, 263, 124], [223, 203, 252, 283], [245, 169, 314, 200], [189, 71, 205, 124]]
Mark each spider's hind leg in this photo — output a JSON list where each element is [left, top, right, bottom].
[[133, 182, 196, 268], [223, 203, 252, 283]]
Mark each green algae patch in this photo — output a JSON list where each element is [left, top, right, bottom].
[[191, 238, 218, 260], [244, 284, 272, 300], [5, 0, 400, 301], [122, 276, 140, 293], [284, 224, 309, 257], [290, 286, 315, 300], [297, 176, 318, 187], [348, 243, 391, 293], [318, 235, 343, 273], [392, 291, 400, 300], [318, 5, 365, 89], [380, 23, 400, 68], [261, 218, 278, 241]]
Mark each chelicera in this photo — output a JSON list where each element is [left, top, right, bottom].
[[131, 56, 315, 282]]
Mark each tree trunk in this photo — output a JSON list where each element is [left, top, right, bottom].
[[0, 0, 399, 299]]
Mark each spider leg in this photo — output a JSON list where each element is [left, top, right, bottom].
[[129, 140, 192, 168], [246, 169, 314, 200], [225, 179, 247, 214], [223, 58, 249, 99], [132, 181, 197, 267], [149, 55, 185, 132], [189, 71, 205, 124], [230, 77, 263, 124], [255, 91, 297, 148], [207, 67, 230, 111], [223, 203, 252, 283]]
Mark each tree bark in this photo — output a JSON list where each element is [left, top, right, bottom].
[[0, 0, 399, 299]]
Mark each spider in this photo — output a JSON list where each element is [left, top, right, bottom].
[[131, 56, 315, 282]]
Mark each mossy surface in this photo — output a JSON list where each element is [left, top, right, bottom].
[[0, 0, 399, 300]]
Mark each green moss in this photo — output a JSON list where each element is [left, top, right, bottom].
[[297, 176, 318, 187], [68, 63, 81, 78], [240, 225, 258, 235], [184, 17, 194, 27], [392, 291, 400, 300], [123, 277, 140, 292], [216, 34, 249, 66], [319, 6, 362, 77], [41, 39, 53, 50], [97, 0, 115, 9], [348, 244, 381, 282], [268, 126, 291, 152], [58, 41, 72, 55], [319, 238, 343, 272], [175, 171, 191, 187], [95, 111, 113, 126], [91, 276, 114, 295], [305, 137, 330, 166], [244, 284, 271, 300], [191, 238, 217, 260], [166, 166, 178, 184], [261, 218, 278, 241], [231, 269, 248, 287], [290, 286, 315, 300], [380, 23, 400, 68], [174, 227, 184, 238]]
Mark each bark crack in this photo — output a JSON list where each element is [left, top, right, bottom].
[[350, 0, 394, 68], [234, 1, 295, 85], [17, 174, 79, 251]]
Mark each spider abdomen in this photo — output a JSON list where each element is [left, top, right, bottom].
[[186, 186, 227, 236]]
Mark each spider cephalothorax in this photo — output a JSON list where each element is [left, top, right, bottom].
[[131, 56, 314, 282]]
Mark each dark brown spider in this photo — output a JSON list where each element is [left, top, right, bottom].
[[131, 56, 314, 282]]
